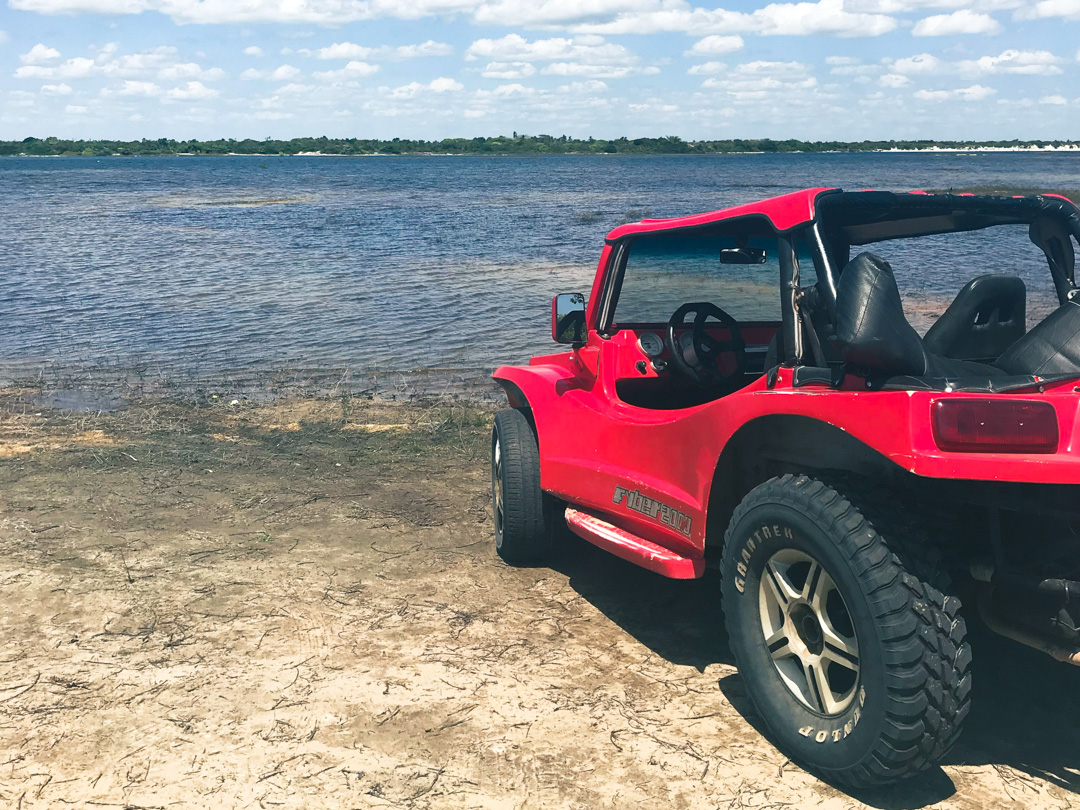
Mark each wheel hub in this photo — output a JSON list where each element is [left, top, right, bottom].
[[758, 548, 861, 717], [492, 438, 504, 542], [790, 603, 824, 656]]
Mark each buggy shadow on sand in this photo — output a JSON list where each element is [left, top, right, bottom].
[[551, 537, 1080, 806], [492, 188, 1080, 786]]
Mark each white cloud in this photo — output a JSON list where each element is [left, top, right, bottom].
[[242, 64, 300, 80], [310, 40, 452, 60], [313, 42, 375, 60], [825, 56, 859, 66], [165, 80, 217, 100], [158, 63, 225, 80], [1016, 0, 1080, 21], [573, 0, 896, 37], [9, 0, 478, 24], [21, 43, 61, 64], [466, 34, 636, 66], [702, 60, 818, 99], [64, 104, 87, 113], [884, 49, 1063, 77], [40, 82, 72, 95], [914, 83, 995, 101], [491, 82, 533, 96], [388, 76, 464, 97], [394, 40, 454, 58], [913, 10, 1002, 35], [0, 31, 8, 45], [16, 56, 96, 79], [688, 61, 727, 74], [311, 60, 380, 81], [465, 34, 654, 78], [542, 62, 658, 78], [243, 45, 264, 57], [471, 0, 655, 26], [556, 79, 608, 93], [879, 73, 909, 86], [958, 49, 1062, 75], [118, 79, 162, 95], [829, 61, 878, 75], [275, 82, 314, 94], [685, 35, 743, 56], [429, 76, 464, 91], [12, 44, 231, 87], [849, 0, 1024, 11], [889, 53, 945, 74], [480, 61, 537, 79], [1040, 94, 1068, 104]]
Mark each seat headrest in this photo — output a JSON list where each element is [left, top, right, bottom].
[[922, 274, 1026, 360], [835, 252, 927, 377]]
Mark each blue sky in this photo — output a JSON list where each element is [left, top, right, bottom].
[[1, 0, 1077, 141]]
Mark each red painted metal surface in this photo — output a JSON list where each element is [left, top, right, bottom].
[[605, 187, 836, 241], [564, 507, 705, 579]]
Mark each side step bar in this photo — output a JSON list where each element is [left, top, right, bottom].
[[564, 507, 704, 580]]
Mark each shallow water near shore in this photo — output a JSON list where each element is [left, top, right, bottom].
[[2, 152, 1078, 398]]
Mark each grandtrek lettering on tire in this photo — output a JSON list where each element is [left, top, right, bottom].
[[734, 523, 795, 593]]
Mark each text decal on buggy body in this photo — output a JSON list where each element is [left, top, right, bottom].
[[612, 486, 693, 537]]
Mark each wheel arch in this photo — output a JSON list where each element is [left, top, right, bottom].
[[494, 378, 530, 411], [705, 414, 910, 551]]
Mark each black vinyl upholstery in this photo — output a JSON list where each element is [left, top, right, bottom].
[[835, 252, 1005, 379], [995, 301, 1080, 376], [923, 274, 1026, 362]]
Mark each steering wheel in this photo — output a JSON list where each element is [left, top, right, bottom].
[[667, 302, 747, 389]]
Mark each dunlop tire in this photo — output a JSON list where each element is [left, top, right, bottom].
[[721, 474, 971, 787]]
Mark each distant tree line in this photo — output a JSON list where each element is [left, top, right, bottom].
[[3, 134, 1078, 157]]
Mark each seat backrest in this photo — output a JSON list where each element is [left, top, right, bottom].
[[995, 300, 1080, 376], [834, 252, 928, 377], [922, 274, 1026, 362]]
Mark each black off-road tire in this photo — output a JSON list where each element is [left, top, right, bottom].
[[491, 408, 558, 565], [721, 474, 972, 787]]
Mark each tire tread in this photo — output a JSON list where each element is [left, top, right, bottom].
[[722, 474, 972, 787]]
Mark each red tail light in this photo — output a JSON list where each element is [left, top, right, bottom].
[[932, 399, 1059, 454]]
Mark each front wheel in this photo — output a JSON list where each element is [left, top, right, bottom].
[[491, 408, 557, 565], [721, 475, 971, 787]]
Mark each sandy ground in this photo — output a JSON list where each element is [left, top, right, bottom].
[[0, 388, 1077, 810]]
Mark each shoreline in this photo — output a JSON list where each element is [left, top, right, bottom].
[[5, 146, 1080, 158]]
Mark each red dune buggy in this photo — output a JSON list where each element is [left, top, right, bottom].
[[491, 188, 1080, 786]]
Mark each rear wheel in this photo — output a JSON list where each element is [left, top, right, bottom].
[[491, 408, 557, 565], [721, 475, 971, 787]]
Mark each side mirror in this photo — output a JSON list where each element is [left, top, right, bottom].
[[552, 292, 587, 344], [720, 247, 767, 265]]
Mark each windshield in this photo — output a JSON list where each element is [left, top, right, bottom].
[[613, 232, 817, 325]]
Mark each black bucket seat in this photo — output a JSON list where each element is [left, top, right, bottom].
[[923, 274, 1026, 362], [835, 253, 1005, 379]]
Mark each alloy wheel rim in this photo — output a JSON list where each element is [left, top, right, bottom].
[[758, 548, 861, 716], [492, 435, 504, 545]]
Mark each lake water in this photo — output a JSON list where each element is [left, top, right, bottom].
[[2, 152, 1078, 398]]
